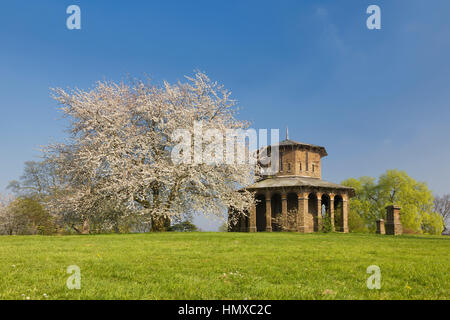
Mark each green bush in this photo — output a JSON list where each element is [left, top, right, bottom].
[[170, 220, 198, 232], [321, 216, 333, 233]]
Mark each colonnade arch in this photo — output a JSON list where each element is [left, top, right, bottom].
[[244, 189, 349, 233], [308, 193, 319, 231], [271, 194, 282, 231], [334, 195, 344, 232], [255, 194, 266, 232]]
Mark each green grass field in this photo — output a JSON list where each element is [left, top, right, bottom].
[[0, 232, 448, 300]]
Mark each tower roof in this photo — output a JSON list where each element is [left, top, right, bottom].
[[246, 176, 354, 196], [273, 139, 328, 157]]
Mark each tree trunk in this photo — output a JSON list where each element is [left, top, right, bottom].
[[151, 216, 170, 232], [82, 218, 90, 234]]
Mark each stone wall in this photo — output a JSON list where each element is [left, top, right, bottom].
[[276, 148, 322, 179]]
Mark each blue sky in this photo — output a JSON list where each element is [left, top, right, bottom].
[[1, 1, 450, 230]]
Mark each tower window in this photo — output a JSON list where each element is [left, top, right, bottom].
[[279, 152, 283, 172], [312, 164, 315, 172], [288, 163, 291, 172], [299, 161, 302, 171], [305, 151, 309, 171]]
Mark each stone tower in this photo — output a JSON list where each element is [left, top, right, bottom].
[[274, 138, 327, 179], [229, 132, 354, 233]]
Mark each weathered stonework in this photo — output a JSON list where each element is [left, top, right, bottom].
[[229, 137, 354, 233], [275, 140, 326, 179], [376, 219, 385, 235], [385, 205, 403, 235]]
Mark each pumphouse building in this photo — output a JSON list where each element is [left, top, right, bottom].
[[229, 134, 354, 233]]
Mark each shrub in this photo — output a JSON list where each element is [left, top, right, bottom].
[[170, 220, 198, 232]]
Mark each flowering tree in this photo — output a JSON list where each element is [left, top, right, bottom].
[[0, 193, 14, 235], [45, 72, 256, 231]]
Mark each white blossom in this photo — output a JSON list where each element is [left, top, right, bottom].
[[44, 72, 257, 229]]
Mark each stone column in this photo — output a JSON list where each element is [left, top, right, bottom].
[[342, 195, 349, 233], [281, 193, 287, 231], [385, 205, 402, 235], [249, 202, 257, 232], [265, 192, 272, 232], [376, 219, 385, 234], [297, 192, 308, 233], [329, 193, 335, 232], [316, 192, 322, 232]]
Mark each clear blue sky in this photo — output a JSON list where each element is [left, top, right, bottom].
[[1, 1, 450, 230]]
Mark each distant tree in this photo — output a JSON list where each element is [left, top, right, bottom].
[[0, 194, 16, 235], [434, 194, 450, 232], [7, 160, 60, 201], [347, 209, 369, 233], [8, 160, 90, 234], [171, 220, 198, 232], [341, 176, 379, 231], [218, 221, 228, 232], [0, 197, 56, 235], [342, 169, 444, 235]]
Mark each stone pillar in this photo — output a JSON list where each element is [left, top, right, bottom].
[[342, 195, 349, 233], [249, 203, 257, 232], [297, 192, 308, 233], [376, 219, 385, 235], [329, 194, 335, 232], [385, 205, 402, 235], [316, 192, 322, 232], [281, 193, 287, 231], [265, 192, 272, 232]]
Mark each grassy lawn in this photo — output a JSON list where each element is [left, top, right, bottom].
[[0, 232, 448, 300]]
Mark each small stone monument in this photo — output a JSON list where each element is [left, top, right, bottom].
[[385, 205, 402, 235], [376, 219, 385, 235]]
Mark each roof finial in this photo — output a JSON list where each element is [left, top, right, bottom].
[[286, 126, 289, 140]]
